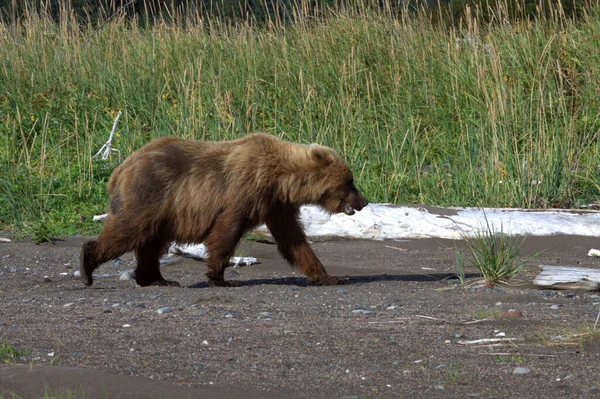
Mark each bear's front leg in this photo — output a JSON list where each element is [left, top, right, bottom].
[[265, 205, 347, 286]]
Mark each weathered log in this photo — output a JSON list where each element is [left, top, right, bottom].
[[533, 265, 600, 291]]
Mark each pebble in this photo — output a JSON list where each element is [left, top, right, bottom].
[[352, 309, 372, 315], [581, 387, 599, 394], [120, 271, 133, 281], [550, 305, 560, 310], [503, 310, 522, 318], [512, 367, 531, 375], [156, 307, 171, 314], [225, 313, 234, 318], [386, 305, 398, 311]]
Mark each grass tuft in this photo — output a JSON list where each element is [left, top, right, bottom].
[[456, 214, 535, 286]]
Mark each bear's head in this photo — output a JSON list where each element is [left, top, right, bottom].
[[308, 144, 369, 216]]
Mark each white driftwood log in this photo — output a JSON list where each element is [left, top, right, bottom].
[[533, 265, 600, 291]]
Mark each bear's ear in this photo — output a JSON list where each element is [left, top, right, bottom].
[[309, 144, 334, 166]]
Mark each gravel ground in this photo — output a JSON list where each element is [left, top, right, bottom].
[[1, 235, 600, 398]]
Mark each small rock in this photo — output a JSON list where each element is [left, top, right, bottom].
[[156, 307, 171, 314], [386, 305, 398, 311], [43, 276, 52, 283], [503, 310, 522, 318], [434, 385, 445, 390], [352, 309, 372, 315], [194, 363, 205, 371], [512, 367, 531, 375], [119, 271, 134, 281], [495, 302, 502, 306], [225, 313, 234, 318], [550, 305, 560, 310]]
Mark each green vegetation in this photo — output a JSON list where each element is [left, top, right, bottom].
[[0, 340, 28, 363], [1, 0, 600, 235], [455, 214, 536, 286]]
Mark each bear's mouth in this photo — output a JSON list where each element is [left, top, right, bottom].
[[342, 203, 355, 215]]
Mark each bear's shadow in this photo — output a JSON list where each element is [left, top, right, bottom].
[[186, 272, 482, 289]]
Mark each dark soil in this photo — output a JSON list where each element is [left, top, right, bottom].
[[1, 235, 600, 398]]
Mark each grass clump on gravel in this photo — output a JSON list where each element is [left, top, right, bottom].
[[0, 340, 28, 364], [456, 215, 532, 286]]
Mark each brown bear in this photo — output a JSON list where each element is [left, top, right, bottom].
[[80, 133, 368, 287]]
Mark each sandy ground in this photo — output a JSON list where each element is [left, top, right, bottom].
[[1, 235, 600, 398]]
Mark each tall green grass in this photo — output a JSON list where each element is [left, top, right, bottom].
[[1, 1, 599, 234]]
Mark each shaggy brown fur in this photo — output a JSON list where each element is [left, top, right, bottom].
[[80, 133, 368, 287]]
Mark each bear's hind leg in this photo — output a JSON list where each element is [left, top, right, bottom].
[[80, 239, 131, 286], [134, 240, 179, 287], [204, 212, 248, 287]]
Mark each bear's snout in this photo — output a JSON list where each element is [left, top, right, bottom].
[[343, 190, 368, 215]]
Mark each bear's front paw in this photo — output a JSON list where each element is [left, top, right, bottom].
[[310, 276, 348, 286]]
